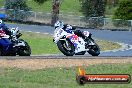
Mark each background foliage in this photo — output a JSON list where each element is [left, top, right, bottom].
[[4, 0, 31, 20], [79, 0, 106, 28], [33, 0, 48, 5], [79, 0, 106, 17], [113, 0, 132, 20]]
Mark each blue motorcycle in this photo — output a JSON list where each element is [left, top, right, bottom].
[[0, 28, 31, 56], [0, 20, 31, 56], [0, 30, 14, 55]]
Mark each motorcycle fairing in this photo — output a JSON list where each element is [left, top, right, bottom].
[[67, 34, 86, 53], [0, 38, 12, 54], [54, 28, 66, 43], [14, 41, 26, 47]]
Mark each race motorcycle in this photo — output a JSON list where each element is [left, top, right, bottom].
[[53, 28, 100, 56], [0, 27, 31, 56]]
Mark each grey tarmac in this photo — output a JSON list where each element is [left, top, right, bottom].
[[6, 23, 132, 56]]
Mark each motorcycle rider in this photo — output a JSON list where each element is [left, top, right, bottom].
[[0, 19, 13, 55], [54, 21, 90, 43], [0, 19, 12, 36]]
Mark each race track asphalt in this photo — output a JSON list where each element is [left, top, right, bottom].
[[6, 23, 132, 56]]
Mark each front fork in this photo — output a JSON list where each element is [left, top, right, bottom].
[[59, 38, 72, 50], [85, 38, 95, 49]]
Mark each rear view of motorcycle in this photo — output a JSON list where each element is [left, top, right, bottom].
[[53, 27, 100, 56], [10, 27, 31, 56], [0, 29, 13, 56], [0, 27, 31, 56]]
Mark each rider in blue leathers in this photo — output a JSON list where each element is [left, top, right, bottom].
[[0, 19, 13, 55], [0, 19, 11, 35]]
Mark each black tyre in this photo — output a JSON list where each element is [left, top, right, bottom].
[[18, 39, 31, 56], [75, 51, 86, 55], [57, 40, 75, 56], [88, 43, 100, 56], [0, 48, 2, 56]]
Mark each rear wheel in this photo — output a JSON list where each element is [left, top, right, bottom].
[[18, 39, 31, 56], [57, 39, 75, 56], [0, 48, 2, 56]]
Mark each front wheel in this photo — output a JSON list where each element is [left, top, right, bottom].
[[75, 51, 86, 55], [88, 43, 100, 56], [57, 40, 75, 56]]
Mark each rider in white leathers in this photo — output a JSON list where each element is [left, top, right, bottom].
[[54, 21, 91, 43]]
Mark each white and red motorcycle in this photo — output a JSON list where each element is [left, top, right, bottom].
[[53, 28, 100, 56]]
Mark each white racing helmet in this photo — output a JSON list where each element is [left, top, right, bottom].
[[54, 21, 64, 29]]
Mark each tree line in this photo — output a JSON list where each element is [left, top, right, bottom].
[[4, 0, 132, 22]]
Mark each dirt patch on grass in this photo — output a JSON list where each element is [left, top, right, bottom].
[[0, 58, 132, 70]]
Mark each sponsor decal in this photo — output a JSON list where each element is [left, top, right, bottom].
[[69, 34, 79, 41], [76, 67, 131, 85], [69, 34, 79, 49], [59, 29, 63, 35]]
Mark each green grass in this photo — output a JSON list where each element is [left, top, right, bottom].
[[96, 39, 121, 51], [21, 32, 60, 55], [0, 63, 131, 88], [26, 0, 52, 12], [26, 0, 117, 16], [26, 0, 81, 15], [0, 0, 4, 7], [60, 0, 81, 15], [20, 31, 121, 55], [0, 0, 118, 17]]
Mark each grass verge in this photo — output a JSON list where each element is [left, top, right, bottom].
[[21, 31, 60, 55], [21, 31, 121, 55], [0, 63, 131, 88], [0, 0, 116, 16], [26, 0, 81, 15]]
